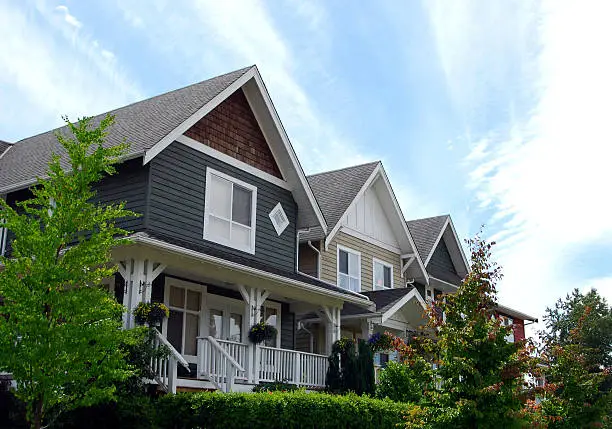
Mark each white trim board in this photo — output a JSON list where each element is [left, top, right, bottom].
[[339, 226, 401, 254], [381, 288, 426, 323], [423, 216, 469, 276], [176, 135, 291, 190]]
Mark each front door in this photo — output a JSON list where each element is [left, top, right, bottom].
[[207, 295, 244, 343]]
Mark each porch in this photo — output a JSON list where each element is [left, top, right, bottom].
[[111, 234, 370, 393]]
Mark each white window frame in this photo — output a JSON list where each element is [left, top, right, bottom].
[[268, 202, 289, 236], [336, 245, 361, 292], [163, 277, 206, 363], [203, 167, 257, 254], [260, 300, 282, 348], [373, 258, 394, 290]]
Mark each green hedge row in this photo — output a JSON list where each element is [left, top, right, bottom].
[[155, 391, 412, 429]]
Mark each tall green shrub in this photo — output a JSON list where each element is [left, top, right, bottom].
[[326, 338, 375, 395]]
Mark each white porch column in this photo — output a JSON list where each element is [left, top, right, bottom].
[[117, 258, 166, 329], [238, 285, 269, 384], [321, 305, 341, 355], [361, 319, 374, 341]]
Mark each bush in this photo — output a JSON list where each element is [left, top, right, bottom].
[[375, 361, 428, 404], [252, 380, 299, 393], [155, 391, 413, 429], [326, 338, 375, 395]]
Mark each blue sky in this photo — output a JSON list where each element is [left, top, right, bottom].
[[1, 0, 611, 325]]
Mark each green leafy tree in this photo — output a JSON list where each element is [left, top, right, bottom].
[[536, 292, 612, 428], [405, 234, 538, 429], [0, 115, 136, 429]]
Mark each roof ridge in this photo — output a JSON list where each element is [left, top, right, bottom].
[[307, 160, 380, 178], [13, 66, 254, 144], [406, 214, 449, 224]]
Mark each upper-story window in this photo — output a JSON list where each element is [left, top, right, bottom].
[[337, 245, 361, 292], [204, 168, 257, 254], [373, 259, 393, 290]]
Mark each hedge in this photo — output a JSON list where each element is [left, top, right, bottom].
[[155, 391, 413, 429]]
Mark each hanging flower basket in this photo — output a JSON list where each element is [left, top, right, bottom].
[[368, 332, 394, 352], [248, 321, 277, 344], [134, 302, 170, 326]]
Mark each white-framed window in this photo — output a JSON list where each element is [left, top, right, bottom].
[[260, 301, 282, 348], [337, 245, 361, 292], [204, 168, 257, 254], [502, 316, 515, 343], [268, 202, 289, 236], [373, 259, 393, 290]]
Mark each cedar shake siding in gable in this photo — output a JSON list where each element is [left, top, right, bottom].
[[428, 239, 458, 283], [185, 89, 283, 179], [320, 231, 403, 293], [147, 142, 297, 272]]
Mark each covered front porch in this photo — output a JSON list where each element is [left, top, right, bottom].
[[111, 234, 372, 393]]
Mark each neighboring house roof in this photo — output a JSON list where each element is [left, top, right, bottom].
[[406, 215, 449, 262], [0, 66, 327, 231], [362, 287, 416, 313], [0, 67, 251, 193], [307, 161, 380, 236], [0, 140, 12, 155]]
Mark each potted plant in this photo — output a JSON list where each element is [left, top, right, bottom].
[[367, 332, 394, 352], [248, 321, 277, 344], [134, 302, 170, 327]]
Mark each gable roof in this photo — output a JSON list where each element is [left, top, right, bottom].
[[0, 67, 251, 194], [0, 140, 12, 155], [406, 215, 449, 261], [0, 66, 327, 231], [303, 162, 379, 240]]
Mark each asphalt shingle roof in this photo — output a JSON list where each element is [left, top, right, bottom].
[[0, 67, 252, 193], [405, 215, 449, 262], [0, 140, 12, 154], [302, 161, 379, 241], [361, 286, 415, 313]]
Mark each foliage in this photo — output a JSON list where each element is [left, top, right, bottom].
[[133, 302, 169, 326], [404, 234, 539, 429], [247, 321, 277, 344], [155, 391, 413, 429], [536, 298, 612, 428], [0, 115, 136, 429], [326, 337, 375, 395], [251, 379, 299, 393], [376, 334, 433, 404], [368, 331, 394, 352], [541, 288, 612, 369]]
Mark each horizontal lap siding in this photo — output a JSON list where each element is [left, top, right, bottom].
[[93, 158, 148, 232], [320, 232, 403, 292], [148, 142, 297, 272]]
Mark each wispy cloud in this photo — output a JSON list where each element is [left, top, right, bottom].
[[116, 0, 372, 174], [0, 2, 142, 140], [425, 0, 612, 319]]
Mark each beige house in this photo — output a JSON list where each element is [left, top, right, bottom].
[[296, 161, 429, 358]]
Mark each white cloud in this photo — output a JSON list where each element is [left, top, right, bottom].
[[0, 2, 143, 140], [55, 5, 82, 29], [115, 0, 372, 174], [425, 0, 612, 322]]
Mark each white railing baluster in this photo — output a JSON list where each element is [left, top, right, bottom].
[[149, 330, 189, 393]]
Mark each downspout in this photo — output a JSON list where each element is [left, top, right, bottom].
[[307, 240, 321, 278]]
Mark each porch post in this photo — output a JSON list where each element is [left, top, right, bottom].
[[321, 305, 341, 355], [239, 285, 269, 384], [117, 258, 166, 329], [361, 319, 373, 341]]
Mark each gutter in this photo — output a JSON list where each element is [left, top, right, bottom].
[[307, 240, 321, 278], [129, 233, 371, 305]]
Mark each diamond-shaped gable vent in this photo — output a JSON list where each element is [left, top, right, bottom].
[[269, 202, 289, 236]]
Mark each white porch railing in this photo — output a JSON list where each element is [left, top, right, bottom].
[[216, 339, 248, 380], [258, 346, 328, 387], [198, 336, 246, 392], [151, 330, 190, 394]]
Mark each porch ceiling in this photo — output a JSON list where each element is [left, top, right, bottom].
[[112, 236, 372, 308]]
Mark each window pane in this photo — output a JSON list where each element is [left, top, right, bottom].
[[209, 309, 223, 339], [229, 313, 242, 342], [186, 290, 201, 312], [167, 310, 183, 353], [232, 185, 252, 226], [339, 250, 348, 274], [232, 223, 251, 249], [348, 253, 359, 277], [209, 174, 232, 219], [208, 216, 231, 242], [349, 277, 360, 292], [374, 263, 383, 288], [264, 307, 278, 347], [169, 286, 185, 308], [339, 273, 349, 290], [184, 313, 199, 355], [383, 266, 392, 287]]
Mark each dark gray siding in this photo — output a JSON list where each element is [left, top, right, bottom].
[[280, 302, 295, 350], [93, 158, 148, 233], [428, 239, 457, 281], [148, 142, 298, 272]]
